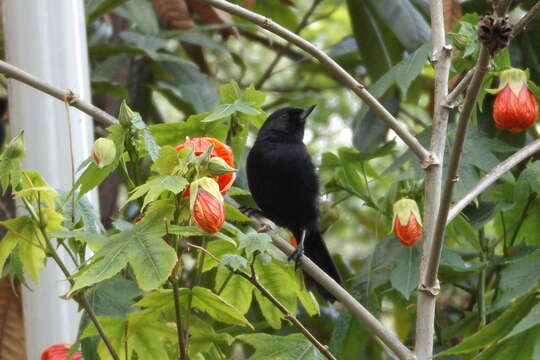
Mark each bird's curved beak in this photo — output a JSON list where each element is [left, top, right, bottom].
[[301, 104, 317, 121]]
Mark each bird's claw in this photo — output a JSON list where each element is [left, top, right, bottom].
[[288, 244, 304, 270], [239, 205, 263, 217], [257, 223, 271, 233]]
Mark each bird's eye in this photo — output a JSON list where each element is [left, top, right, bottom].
[[280, 114, 287, 119]]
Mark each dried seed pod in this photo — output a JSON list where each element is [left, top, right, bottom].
[[477, 15, 512, 56]]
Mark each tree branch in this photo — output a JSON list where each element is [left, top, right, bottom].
[[228, 201, 415, 360], [447, 138, 540, 223], [424, 45, 491, 289], [198, 0, 432, 164], [415, 0, 453, 358], [255, 0, 322, 89], [445, 67, 475, 105], [0, 60, 117, 127], [511, 0, 540, 38]]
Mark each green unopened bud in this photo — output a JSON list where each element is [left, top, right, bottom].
[[118, 100, 136, 127], [92, 138, 116, 168], [6, 132, 25, 159], [207, 157, 237, 176]]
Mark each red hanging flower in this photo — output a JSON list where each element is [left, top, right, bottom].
[[41, 344, 83, 360], [176, 137, 236, 195], [190, 177, 225, 233], [491, 68, 538, 133], [393, 198, 423, 247]]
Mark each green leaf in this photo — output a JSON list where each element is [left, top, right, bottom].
[[502, 301, 540, 340], [71, 205, 177, 292], [87, 276, 142, 319], [471, 325, 540, 360], [238, 233, 273, 257], [252, 1, 298, 29], [0, 131, 24, 194], [390, 246, 420, 300], [224, 202, 252, 223], [81, 316, 127, 360], [62, 194, 104, 234], [191, 286, 253, 329], [15, 171, 58, 209], [159, 60, 219, 114], [151, 146, 179, 176], [394, 42, 431, 97], [123, 175, 188, 209], [188, 316, 234, 357], [127, 311, 175, 360], [437, 293, 539, 356], [253, 258, 298, 329], [74, 124, 126, 199], [1, 216, 45, 284], [515, 161, 540, 203], [87, 0, 129, 23], [238, 333, 325, 360], [202, 239, 238, 272], [220, 254, 248, 271], [219, 80, 242, 103], [493, 255, 540, 308], [215, 266, 253, 314], [115, 0, 159, 35], [119, 100, 160, 161]]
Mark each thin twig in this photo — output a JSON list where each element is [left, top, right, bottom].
[[415, 1, 453, 357], [22, 197, 120, 360], [189, 244, 336, 360], [170, 278, 188, 360], [511, 0, 540, 38], [424, 46, 491, 288], [478, 229, 487, 329], [509, 194, 536, 247], [198, 0, 432, 164], [447, 138, 540, 223], [226, 199, 415, 360], [235, 266, 337, 360], [63, 93, 77, 225], [255, 0, 322, 89], [445, 67, 475, 106], [0, 60, 117, 127]]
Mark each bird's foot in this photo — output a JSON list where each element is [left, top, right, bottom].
[[288, 244, 304, 270], [239, 205, 263, 217], [257, 223, 272, 233]]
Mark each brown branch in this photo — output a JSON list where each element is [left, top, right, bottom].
[[255, 0, 322, 89], [424, 46, 491, 289], [0, 60, 117, 127], [198, 0, 432, 165], [511, 0, 540, 37]]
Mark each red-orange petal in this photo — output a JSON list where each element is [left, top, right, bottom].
[[41, 344, 83, 360], [192, 188, 225, 233], [394, 214, 422, 247], [493, 85, 538, 133]]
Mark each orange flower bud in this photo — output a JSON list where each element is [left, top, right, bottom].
[[176, 137, 235, 195], [491, 68, 538, 133], [41, 344, 83, 360], [393, 198, 423, 247], [190, 177, 225, 233]]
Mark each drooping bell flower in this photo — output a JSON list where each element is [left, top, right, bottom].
[[41, 344, 83, 360], [91, 138, 116, 168], [176, 137, 236, 195], [392, 198, 423, 247], [190, 177, 225, 233], [491, 68, 538, 133]]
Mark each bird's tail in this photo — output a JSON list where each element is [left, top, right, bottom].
[[294, 227, 343, 302]]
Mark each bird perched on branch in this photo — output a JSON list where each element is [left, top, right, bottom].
[[246, 105, 342, 302]]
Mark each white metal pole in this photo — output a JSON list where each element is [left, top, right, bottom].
[[3, 1, 96, 358]]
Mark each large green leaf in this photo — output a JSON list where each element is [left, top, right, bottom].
[[87, 0, 129, 23], [436, 293, 539, 356], [115, 0, 159, 35], [123, 175, 187, 209], [238, 333, 325, 360], [86, 276, 142, 319], [71, 203, 177, 292], [471, 325, 540, 360], [390, 246, 420, 300], [215, 266, 253, 314]]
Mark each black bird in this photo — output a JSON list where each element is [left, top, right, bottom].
[[246, 105, 342, 302]]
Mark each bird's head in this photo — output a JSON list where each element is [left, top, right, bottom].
[[257, 105, 316, 142]]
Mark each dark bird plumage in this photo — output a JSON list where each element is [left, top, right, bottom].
[[246, 105, 342, 302]]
